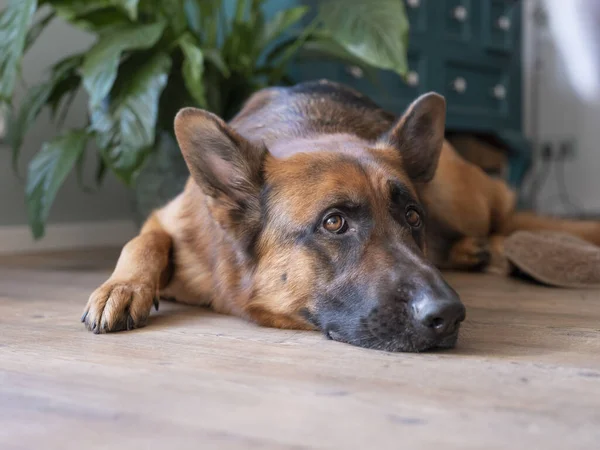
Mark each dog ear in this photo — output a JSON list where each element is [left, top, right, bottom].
[[174, 107, 267, 202], [174, 108, 268, 248], [380, 92, 446, 183]]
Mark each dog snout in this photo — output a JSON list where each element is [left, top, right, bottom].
[[410, 282, 465, 338]]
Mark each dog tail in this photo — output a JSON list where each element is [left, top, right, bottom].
[[504, 211, 600, 246]]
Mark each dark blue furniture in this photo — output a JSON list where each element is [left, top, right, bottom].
[[290, 0, 531, 188]]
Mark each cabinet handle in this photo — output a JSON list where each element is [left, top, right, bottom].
[[346, 65, 364, 79], [406, 0, 420, 8], [406, 70, 419, 87], [452, 77, 467, 94], [493, 84, 507, 100], [497, 16, 511, 31], [453, 6, 468, 22]]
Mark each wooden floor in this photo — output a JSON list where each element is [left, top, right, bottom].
[[1, 248, 600, 450]]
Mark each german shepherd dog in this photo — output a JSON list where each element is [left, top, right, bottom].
[[82, 80, 600, 352]]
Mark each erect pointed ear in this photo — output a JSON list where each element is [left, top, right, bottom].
[[174, 107, 268, 203], [379, 92, 446, 183], [174, 108, 268, 247]]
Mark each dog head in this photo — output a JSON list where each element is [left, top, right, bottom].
[[174, 92, 465, 352]]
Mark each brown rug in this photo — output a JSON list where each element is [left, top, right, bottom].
[[504, 231, 600, 288]]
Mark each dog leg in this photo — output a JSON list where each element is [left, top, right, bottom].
[[444, 236, 491, 271], [442, 235, 510, 275], [504, 212, 600, 246], [82, 214, 173, 333]]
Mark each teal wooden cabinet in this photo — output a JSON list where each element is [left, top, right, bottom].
[[289, 0, 531, 188]]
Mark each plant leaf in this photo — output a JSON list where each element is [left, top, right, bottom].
[[9, 83, 53, 172], [67, 9, 132, 33], [0, 0, 38, 101], [9, 53, 83, 172], [26, 129, 89, 239], [118, 0, 139, 20], [157, 0, 188, 36], [24, 10, 55, 52], [318, 0, 409, 77], [183, 0, 201, 37], [133, 131, 188, 223], [261, 6, 308, 49], [90, 52, 171, 184], [203, 48, 230, 78], [81, 21, 165, 111], [179, 34, 207, 108], [52, 0, 139, 21], [95, 152, 108, 186]]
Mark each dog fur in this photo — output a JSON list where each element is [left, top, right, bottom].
[[82, 80, 600, 351]]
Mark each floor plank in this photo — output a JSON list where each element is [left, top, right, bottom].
[[1, 249, 599, 450]]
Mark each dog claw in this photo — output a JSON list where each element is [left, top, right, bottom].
[[81, 310, 88, 323], [127, 315, 134, 331], [153, 297, 159, 311]]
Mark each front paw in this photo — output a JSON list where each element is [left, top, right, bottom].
[[81, 280, 159, 334], [449, 237, 491, 271]]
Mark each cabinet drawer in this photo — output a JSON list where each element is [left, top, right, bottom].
[[443, 61, 510, 118], [404, 0, 428, 32], [338, 52, 427, 110], [444, 0, 475, 42], [482, 0, 519, 54]]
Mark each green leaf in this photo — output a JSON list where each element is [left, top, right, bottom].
[[9, 83, 53, 171], [9, 54, 83, 172], [52, 0, 139, 21], [318, 0, 409, 77], [267, 16, 321, 83], [235, 0, 248, 22], [81, 21, 165, 110], [67, 9, 132, 33], [90, 52, 171, 184], [133, 131, 188, 223], [155, 0, 188, 36], [0, 0, 38, 101], [95, 153, 107, 186], [26, 129, 89, 239], [183, 0, 201, 37], [46, 54, 84, 116], [203, 48, 230, 78], [24, 10, 55, 52], [117, 0, 139, 20], [261, 6, 308, 48], [293, 33, 379, 81], [179, 34, 207, 108]]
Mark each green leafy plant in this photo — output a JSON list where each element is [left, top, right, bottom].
[[0, 0, 409, 239]]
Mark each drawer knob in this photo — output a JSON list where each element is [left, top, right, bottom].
[[406, 0, 421, 8], [346, 65, 364, 79], [452, 77, 467, 94], [493, 84, 507, 100], [497, 16, 511, 31], [406, 70, 419, 87], [453, 6, 468, 22]]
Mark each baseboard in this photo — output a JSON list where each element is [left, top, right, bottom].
[[0, 220, 138, 254]]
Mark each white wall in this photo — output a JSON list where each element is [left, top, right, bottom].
[[522, 0, 600, 216], [0, 4, 136, 251]]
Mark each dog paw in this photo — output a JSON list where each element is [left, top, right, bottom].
[[81, 279, 159, 334], [449, 237, 491, 271]]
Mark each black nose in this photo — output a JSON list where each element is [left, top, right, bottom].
[[411, 290, 466, 337]]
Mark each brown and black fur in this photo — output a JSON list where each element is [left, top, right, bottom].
[[82, 80, 600, 352]]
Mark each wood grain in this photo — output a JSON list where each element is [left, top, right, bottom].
[[1, 248, 599, 450]]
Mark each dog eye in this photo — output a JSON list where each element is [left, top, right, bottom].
[[405, 208, 422, 228], [323, 214, 348, 234]]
